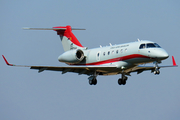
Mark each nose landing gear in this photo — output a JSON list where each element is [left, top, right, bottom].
[[154, 69, 160, 75], [153, 62, 160, 75]]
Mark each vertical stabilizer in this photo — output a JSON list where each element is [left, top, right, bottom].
[[53, 25, 85, 51]]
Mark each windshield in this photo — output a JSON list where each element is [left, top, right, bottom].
[[147, 43, 156, 48], [139, 44, 146, 49], [139, 43, 161, 49], [154, 43, 161, 48]]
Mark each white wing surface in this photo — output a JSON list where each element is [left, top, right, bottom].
[[2, 55, 117, 75]]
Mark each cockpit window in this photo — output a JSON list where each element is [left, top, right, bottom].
[[154, 43, 161, 48], [147, 43, 156, 48], [139, 43, 161, 49], [139, 44, 146, 49]]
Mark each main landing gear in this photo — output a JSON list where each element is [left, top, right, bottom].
[[88, 71, 128, 86], [88, 71, 98, 85], [118, 73, 128, 85], [89, 78, 97, 85]]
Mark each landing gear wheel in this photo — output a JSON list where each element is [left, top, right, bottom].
[[92, 79, 97, 85], [118, 75, 128, 85], [89, 78, 97, 85], [118, 79, 122, 85], [154, 70, 160, 75], [118, 79, 127, 85], [89, 80, 93, 85], [122, 80, 126, 85]]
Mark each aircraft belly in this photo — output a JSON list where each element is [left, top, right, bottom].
[[125, 57, 154, 64]]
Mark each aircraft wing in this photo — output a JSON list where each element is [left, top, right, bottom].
[[2, 55, 177, 75], [129, 56, 178, 74], [30, 65, 117, 75], [2, 55, 117, 75]]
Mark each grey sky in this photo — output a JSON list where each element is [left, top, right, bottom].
[[0, 0, 180, 120]]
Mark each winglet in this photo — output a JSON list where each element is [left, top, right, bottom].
[[172, 56, 177, 66], [2, 55, 13, 66]]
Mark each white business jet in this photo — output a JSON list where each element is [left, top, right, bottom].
[[2, 25, 178, 85]]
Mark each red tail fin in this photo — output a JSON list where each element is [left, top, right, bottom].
[[53, 25, 83, 47], [23, 25, 85, 51]]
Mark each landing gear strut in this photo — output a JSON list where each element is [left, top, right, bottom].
[[153, 62, 160, 75], [118, 73, 128, 85]]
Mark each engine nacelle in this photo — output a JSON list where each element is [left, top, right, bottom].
[[58, 49, 85, 64]]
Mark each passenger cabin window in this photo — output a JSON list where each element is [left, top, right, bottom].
[[116, 50, 118, 54], [97, 53, 100, 57], [121, 49, 123, 53], [108, 51, 110, 55], [125, 48, 127, 52], [103, 52, 105, 56]]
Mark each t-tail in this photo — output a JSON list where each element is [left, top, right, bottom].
[[23, 25, 86, 51], [53, 25, 86, 51]]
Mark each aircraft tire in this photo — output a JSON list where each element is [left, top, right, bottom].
[[93, 79, 97, 85], [118, 78, 127, 85], [89, 80, 93, 85], [122, 80, 126, 85], [154, 70, 160, 75], [89, 78, 97, 85], [118, 79, 122, 85]]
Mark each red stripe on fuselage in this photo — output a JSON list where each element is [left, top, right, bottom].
[[74, 54, 150, 65]]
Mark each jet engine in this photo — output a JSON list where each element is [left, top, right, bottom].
[[58, 49, 85, 64]]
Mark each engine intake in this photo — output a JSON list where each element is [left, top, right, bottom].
[[58, 49, 85, 64], [76, 49, 84, 61]]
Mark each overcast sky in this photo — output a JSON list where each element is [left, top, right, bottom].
[[0, 0, 180, 120]]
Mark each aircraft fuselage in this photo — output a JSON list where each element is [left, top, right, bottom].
[[58, 40, 169, 76]]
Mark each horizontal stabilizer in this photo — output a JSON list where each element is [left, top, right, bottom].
[[23, 28, 67, 30], [23, 27, 85, 30], [23, 25, 86, 51]]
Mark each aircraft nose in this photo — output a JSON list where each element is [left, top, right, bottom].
[[158, 50, 169, 60]]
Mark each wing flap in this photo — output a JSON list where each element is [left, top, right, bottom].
[[30, 65, 117, 73]]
